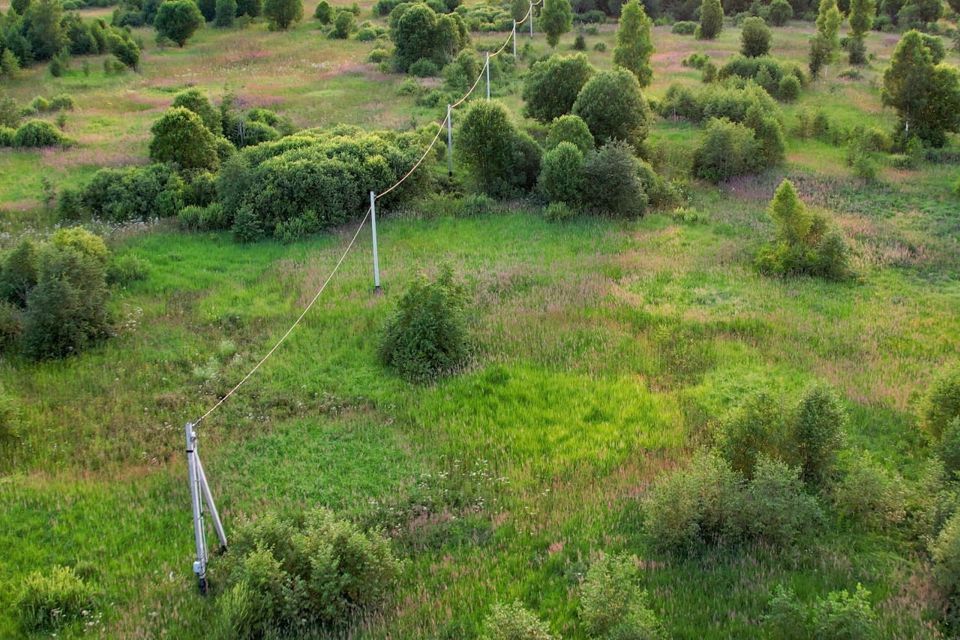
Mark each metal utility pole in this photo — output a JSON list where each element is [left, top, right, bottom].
[[485, 52, 491, 100], [370, 191, 381, 293], [446, 105, 453, 177], [185, 423, 226, 594]]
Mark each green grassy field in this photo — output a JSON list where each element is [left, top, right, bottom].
[[1, 2, 959, 638]]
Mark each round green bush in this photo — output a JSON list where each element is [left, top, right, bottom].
[[155, 0, 204, 46], [922, 365, 960, 440], [314, 0, 331, 22], [215, 0, 237, 26], [778, 74, 801, 101], [692, 117, 761, 183], [332, 9, 354, 37], [0, 126, 15, 146], [149, 107, 219, 170], [671, 20, 697, 34], [378, 267, 469, 383], [13, 120, 72, 148], [16, 566, 97, 632], [768, 0, 793, 25], [521, 53, 595, 124], [172, 88, 221, 134], [543, 201, 577, 222], [538, 141, 584, 206], [483, 601, 556, 640], [263, 0, 303, 29], [368, 47, 390, 63], [580, 140, 648, 217], [793, 383, 846, 486], [408, 57, 440, 77], [545, 114, 594, 154], [572, 68, 649, 149], [740, 16, 771, 57], [579, 554, 665, 639]]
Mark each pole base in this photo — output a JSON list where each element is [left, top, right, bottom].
[[373, 285, 383, 296], [197, 576, 208, 595]]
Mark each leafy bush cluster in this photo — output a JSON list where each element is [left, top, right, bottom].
[[659, 81, 779, 124], [59, 162, 185, 222], [213, 508, 402, 638], [579, 554, 665, 639], [755, 179, 851, 280], [0, 118, 74, 147], [765, 583, 878, 640], [644, 383, 853, 554], [0, 228, 111, 360], [717, 55, 807, 101], [522, 53, 595, 124], [483, 601, 557, 640], [16, 565, 98, 632], [389, 2, 469, 72], [379, 266, 470, 383], [457, 100, 541, 198]]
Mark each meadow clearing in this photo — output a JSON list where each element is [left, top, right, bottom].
[[0, 0, 959, 637]]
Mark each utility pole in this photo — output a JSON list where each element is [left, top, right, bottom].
[[485, 52, 491, 100], [370, 191, 381, 293], [446, 105, 453, 177]]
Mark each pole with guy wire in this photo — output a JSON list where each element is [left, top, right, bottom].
[[370, 191, 381, 293], [446, 105, 453, 177], [529, 0, 534, 37], [185, 422, 227, 594], [512, 20, 517, 57], [485, 52, 491, 100]]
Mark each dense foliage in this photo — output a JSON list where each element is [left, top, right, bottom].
[[458, 100, 541, 198], [579, 554, 665, 639], [16, 566, 98, 632], [697, 0, 723, 39], [613, 0, 653, 86], [154, 0, 204, 46], [539, 0, 572, 47], [263, 0, 302, 29], [522, 53, 595, 123], [572, 68, 649, 149], [740, 16, 771, 57], [389, 2, 468, 72]]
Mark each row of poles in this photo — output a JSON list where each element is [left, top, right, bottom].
[[185, 0, 543, 594]]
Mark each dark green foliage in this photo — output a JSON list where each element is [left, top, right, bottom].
[[213, 508, 402, 637], [545, 114, 594, 153], [0, 126, 14, 146], [105, 254, 149, 287], [331, 7, 353, 36], [765, 584, 878, 640], [24, 0, 67, 61], [60, 163, 184, 222], [154, 0, 204, 46], [847, 0, 874, 63], [0, 97, 19, 129], [12, 119, 72, 147], [755, 179, 852, 279], [768, 0, 793, 25], [794, 384, 846, 486], [580, 140, 648, 216], [717, 55, 806, 100], [941, 419, 960, 478], [214, 0, 237, 26], [882, 30, 960, 148], [778, 74, 800, 101], [236, 0, 262, 16], [744, 103, 785, 166], [572, 68, 649, 149], [379, 267, 469, 383], [922, 365, 960, 440], [390, 3, 468, 72], [613, 0, 654, 86], [538, 141, 584, 206], [932, 511, 960, 620], [539, 0, 573, 47], [16, 566, 97, 632], [671, 19, 698, 33], [48, 49, 68, 76], [22, 237, 110, 360], [314, 0, 331, 21], [0, 240, 39, 307], [198, 0, 217, 21], [0, 303, 23, 353], [483, 601, 556, 640], [408, 57, 439, 76], [578, 554, 665, 639], [692, 117, 762, 183], [522, 53, 595, 123], [459, 100, 541, 198], [149, 107, 219, 170], [172, 88, 221, 133], [740, 16, 770, 57], [263, 0, 302, 28], [697, 0, 723, 39], [715, 390, 784, 478]]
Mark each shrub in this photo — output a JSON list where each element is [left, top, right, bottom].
[[13, 120, 72, 147], [941, 418, 960, 478], [931, 511, 960, 603], [379, 267, 469, 383], [545, 114, 594, 153], [155, 0, 204, 46], [793, 383, 846, 486], [215, 0, 237, 26], [832, 453, 907, 530], [742, 455, 823, 545], [539, 0, 573, 47], [0, 302, 23, 352], [659, 81, 780, 124], [581, 140, 648, 217], [921, 365, 960, 440], [614, 0, 654, 87], [106, 253, 149, 286], [755, 179, 851, 280], [778, 74, 801, 101], [390, 3, 468, 72], [692, 117, 761, 183], [718, 55, 806, 100], [522, 53, 595, 123], [538, 141, 584, 206], [697, 0, 723, 39], [51, 227, 108, 264], [572, 68, 649, 149], [332, 9, 354, 37], [0, 240, 40, 307], [483, 601, 556, 640], [740, 16, 771, 57], [459, 100, 541, 198], [263, 0, 303, 29], [671, 20, 697, 33], [701, 61, 717, 82], [715, 390, 784, 478], [16, 566, 97, 632], [768, 0, 793, 25], [368, 47, 390, 63], [811, 585, 878, 639], [0, 126, 17, 146], [409, 57, 439, 76], [579, 554, 664, 639], [172, 88, 222, 134], [314, 0, 331, 22], [149, 107, 219, 170], [49, 93, 76, 110], [214, 508, 402, 637]]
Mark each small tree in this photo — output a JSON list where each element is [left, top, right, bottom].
[[198, 0, 217, 21], [847, 0, 875, 64], [697, 0, 723, 39], [149, 107, 219, 170], [740, 16, 771, 57], [378, 267, 469, 383], [538, 141, 584, 206], [882, 30, 960, 148], [214, 0, 237, 26], [332, 10, 353, 37], [579, 555, 665, 639], [545, 114, 594, 153], [459, 100, 541, 197], [155, 0, 204, 47], [793, 384, 846, 487], [539, 0, 572, 47], [921, 365, 960, 440], [613, 0, 654, 87], [172, 88, 221, 133], [521, 53, 595, 123], [263, 0, 303, 29], [572, 68, 649, 149], [314, 0, 331, 22], [24, 0, 67, 61], [510, 0, 527, 21], [768, 0, 793, 25], [809, 0, 841, 78]]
